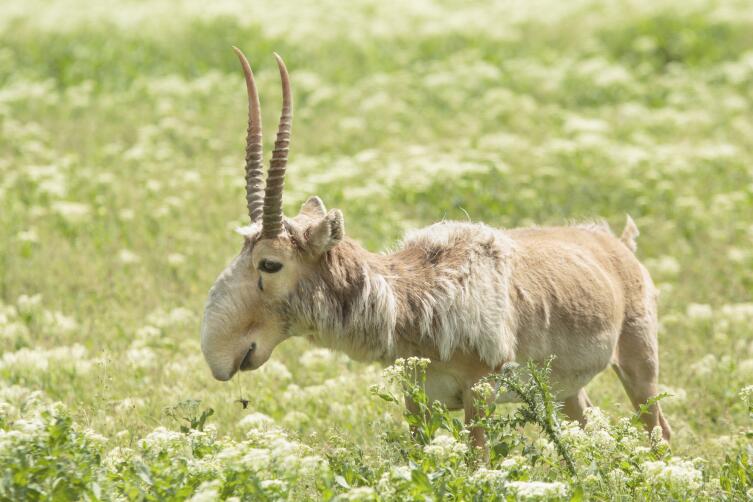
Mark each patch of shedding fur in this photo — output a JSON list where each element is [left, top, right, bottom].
[[288, 221, 519, 368], [234, 223, 261, 237], [569, 218, 612, 235], [403, 222, 519, 367]]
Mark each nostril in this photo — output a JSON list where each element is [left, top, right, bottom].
[[249, 342, 257, 352]]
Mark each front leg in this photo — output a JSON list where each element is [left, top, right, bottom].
[[463, 388, 489, 464]]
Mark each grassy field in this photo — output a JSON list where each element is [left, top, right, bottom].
[[1, 0, 752, 499]]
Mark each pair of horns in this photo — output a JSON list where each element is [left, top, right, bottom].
[[233, 47, 292, 239]]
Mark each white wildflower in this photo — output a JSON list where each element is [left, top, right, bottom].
[[382, 357, 430, 383], [102, 446, 135, 470], [16, 294, 43, 316], [188, 480, 220, 502], [727, 247, 748, 263], [499, 455, 528, 472], [390, 465, 412, 481], [14, 416, 46, 435], [182, 170, 201, 184], [42, 310, 78, 334], [0, 344, 90, 373], [650, 426, 666, 446], [51, 201, 91, 223], [238, 412, 275, 431], [126, 346, 157, 369], [116, 397, 145, 413], [298, 455, 328, 477], [741, 385, 753, 412], [737, 359, 753, 377], [339, 486, 376, 501], [376, 471, 396, 499], [583, 407, 610, 432], [282, 410, 309, 429], [609, 468, 629, 485], [507, 480, 568, 499], [646, 256, 681, 277], [470, 468, 509, 488], [260, 479, 287, 492], [82, 428, 108, 446], [423, 434, 467, 461], [118, 249, 141, 264], [299, 348, 336, 369], [134, 325, 162, 344], [259, 360, 292, 381], [641, 458, 702, 490], [471, 381, 495, 401], [686, 303, 713, 321], [690, 354, 717, 376], [237, 447, 272, 471], [119, 209, 135, 221], [167, 253, 186, 266], [141, 426, 184, 451], [146, 180, 162, 192], [147, 307, 194, 327], [720, 303, 753, 323], [16, 228, 39, 243], [0, 321, 29, 342]]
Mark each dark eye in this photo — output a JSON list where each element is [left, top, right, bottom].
[[258, 259, 283, 273]]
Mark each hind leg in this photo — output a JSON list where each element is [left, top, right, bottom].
[[612, 320, 671, 441], [563, 388, 593, 425]]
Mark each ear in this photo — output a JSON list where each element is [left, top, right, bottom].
[[307, 209, 345, 254], [299, 196, 327, 218]]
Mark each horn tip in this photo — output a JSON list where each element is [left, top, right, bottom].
[[233, 46, 252, 68]]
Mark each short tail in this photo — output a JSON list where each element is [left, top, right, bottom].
[[620, 215, 639, 253]]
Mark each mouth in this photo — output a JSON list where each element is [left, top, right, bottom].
[[239, 342, 257, 371]]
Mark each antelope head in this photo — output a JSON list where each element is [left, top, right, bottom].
[[200, 48, 344, 381]]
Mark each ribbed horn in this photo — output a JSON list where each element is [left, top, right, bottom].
[[232, 46, 264, 223], [261, 53, 292, 239]]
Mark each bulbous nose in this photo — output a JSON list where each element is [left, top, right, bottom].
[[200, 311, 241, 382], [209, 367, 235, 381]]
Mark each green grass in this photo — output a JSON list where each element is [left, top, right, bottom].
[[1, 0, 752, 499]]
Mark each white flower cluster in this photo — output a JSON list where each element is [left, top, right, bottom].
[[741, 385, 753, 414], [507, 480, 568, 499], [0, 344, 91, 374], [146, 307, 195, 328], [470, 467, 509, 489], [238, 412, 275, 431], [258, 360, 293, 382], [641, 458, 703, 491], [686, 303, 713, 321], [140, 426, 185, 452], [382, 357, 431, 384], [1, 295, 78, 348], [720, 303, 753, 323], [298, 348, 338, 369], [691, 354, 718, 377], [422, 434, 468, 462], [337, 486, 377, 501]]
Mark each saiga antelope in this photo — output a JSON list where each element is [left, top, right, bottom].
[[200, 48, 672, 454]]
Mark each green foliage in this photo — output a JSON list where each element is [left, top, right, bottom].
[[164, 399, 215, 433]]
